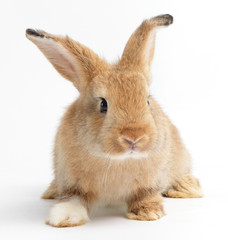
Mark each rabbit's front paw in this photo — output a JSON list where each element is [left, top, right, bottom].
[[127, 193, 165, 221], [46, 197, 89, 227], [127, 206, 165, 221]]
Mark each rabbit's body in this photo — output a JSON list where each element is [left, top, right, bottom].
[[49, 96, 190, 203], [26, 14, 202, 227]]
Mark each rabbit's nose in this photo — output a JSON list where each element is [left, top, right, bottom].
[[122, 137, 143, 150]]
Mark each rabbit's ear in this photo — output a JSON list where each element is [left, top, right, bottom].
[[26, 29, 109, 92], [119, 14, 173, 84]]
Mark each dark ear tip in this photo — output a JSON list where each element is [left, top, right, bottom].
[[26, 29, 44, 38], [151, 14, 174, 26], [163, 14, 173, 25]]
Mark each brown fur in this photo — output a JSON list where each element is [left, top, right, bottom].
[[163, 174, 203, 198], [26, 14, 202, 226], [41, 180, 57, 199], [127, 193, 165, 221]]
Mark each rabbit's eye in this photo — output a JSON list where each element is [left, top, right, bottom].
[[100, 98, 108, 113], [147, 98, 150, 105]]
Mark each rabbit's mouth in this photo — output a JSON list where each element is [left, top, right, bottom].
[[101, 125, 155, 160], [125, 149, 149, 159], [103, 147, 150, 161]]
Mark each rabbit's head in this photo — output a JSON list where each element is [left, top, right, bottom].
[[26, 14, 173, 160]]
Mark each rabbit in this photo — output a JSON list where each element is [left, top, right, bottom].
[[26, 14, 203, 227]]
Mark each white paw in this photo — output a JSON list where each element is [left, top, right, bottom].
[[46, 197, 89, 227]]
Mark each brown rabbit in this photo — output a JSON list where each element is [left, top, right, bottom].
[[26, 14, 202, 227]]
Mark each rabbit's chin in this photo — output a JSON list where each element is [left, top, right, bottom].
[[104, 150, 149, 161]]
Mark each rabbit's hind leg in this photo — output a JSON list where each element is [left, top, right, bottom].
[[41, 180, 58, 199], [163, 174, 203, 198]]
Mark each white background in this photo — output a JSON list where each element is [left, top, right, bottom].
[[1, 0, 228, 239]]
